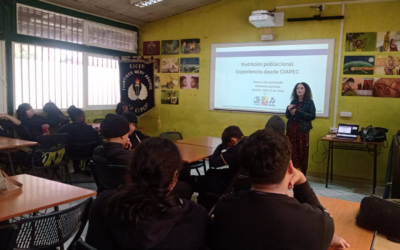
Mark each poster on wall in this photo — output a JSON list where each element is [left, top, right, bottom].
[[343, 56, 375, 75], [376, 31, 400, 52], [143, 41, 160, 55], [180, 74, 199, 89], [161, 58, 179, 73], [180, 57, 200, 73], [373, 78, 400, 98], [161, 90, 179, 105], [374, 55, 400, 75], [342, 77, 373, 97], [153, 58, 160, 73], [119, 61, 155, 116], [181, 39, 201, 54], [161, 40, 179, 55], [160, 74, 180, 89], [154, 74, 160, 89], [345, 33, 377, 52]]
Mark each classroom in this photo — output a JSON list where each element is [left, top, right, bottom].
[[1, 0, 400, 249]]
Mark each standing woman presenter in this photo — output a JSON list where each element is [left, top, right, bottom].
[[286, 82, 316, 176]]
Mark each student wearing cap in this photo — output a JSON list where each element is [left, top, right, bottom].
[[121, 113, 150, 150], [92, 114, 132, 166]]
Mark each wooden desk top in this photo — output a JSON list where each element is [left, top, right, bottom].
[[175, 143, 215, 163], [0, 137, 38, 150], [321, 136, 382, 145], [175, 136, 221, 148], [318, 196, 374, 250], [375, 233, 400, 249], [0, 174, 96, 221]]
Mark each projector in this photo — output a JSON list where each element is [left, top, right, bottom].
[[249, 10, 275, 28]]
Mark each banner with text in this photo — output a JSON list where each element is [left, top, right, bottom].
[[120, 61, 155, 116]]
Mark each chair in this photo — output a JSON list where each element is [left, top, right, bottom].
[[90, 161, 128, 195], [92, 119, 104, 123], [26, 133, 72, 184], [5, 198, 93, 250], [160, 132, 206, 175], [16, 126, 33, 141], [72, 239, 98, 250], [66, 130, 100, 175]]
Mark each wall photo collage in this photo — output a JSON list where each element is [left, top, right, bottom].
[[342, 31, 400, 98]]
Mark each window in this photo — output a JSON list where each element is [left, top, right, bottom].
[[0, 41, 7, 113], [13, 43, 120, 110], [17, 4, 137, 53]]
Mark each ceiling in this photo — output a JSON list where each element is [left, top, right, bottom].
[[41, 0, 220, 26]]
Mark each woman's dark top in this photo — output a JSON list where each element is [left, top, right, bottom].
[[86, 190, 211, 250], [213, 181, 334, 250], [285, 99, 316, 133], [0, 119, 18, 138], [20, 115, 50, 140]]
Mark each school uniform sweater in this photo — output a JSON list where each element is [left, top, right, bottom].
[[213, 181, 334, 250]]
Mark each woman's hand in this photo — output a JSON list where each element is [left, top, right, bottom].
[[290, 109, 296, 115], [328, 235, 350, 249], [125, 139, 132, 150], [288, 104, 295, 110]]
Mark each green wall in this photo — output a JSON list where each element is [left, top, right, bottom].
[[139, 0, 400, 183]]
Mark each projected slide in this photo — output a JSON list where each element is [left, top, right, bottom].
[[209, 40, 335, 117]]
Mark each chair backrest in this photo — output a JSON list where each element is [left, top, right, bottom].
[[93, 119, 104, 123], [90, 162, 128, 195], [16, 126, 33, 141], [74, 239, 98, 250], [35, 133, 70, 167], [6, 198, 93, 250], [159, 132, 183, 141], [67, 130, 99, 159]]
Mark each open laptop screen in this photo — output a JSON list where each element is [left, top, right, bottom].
[[337, 124, 359, 138]]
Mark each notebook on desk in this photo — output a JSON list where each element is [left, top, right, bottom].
[[333, 124, 359, 140]]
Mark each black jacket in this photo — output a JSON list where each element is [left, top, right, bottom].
[[210, 138, 246, 174], [286, 99, 316, 133], [20, 115, 50, 140], [93, 142, 133, 166], [129, 130, 150, 149], [86, 190, 211, 250], [0, 119, 18, 138], [213, 181, 334, 250]]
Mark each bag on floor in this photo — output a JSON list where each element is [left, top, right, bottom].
[[43, 102, 70, 127], [356, 195, 400, 243]]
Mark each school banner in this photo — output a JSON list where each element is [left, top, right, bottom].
[[120, 61, 155, 116]]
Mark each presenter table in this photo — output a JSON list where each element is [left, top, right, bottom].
[[321, 136, 382, 194], [0, 137, 38, 176]]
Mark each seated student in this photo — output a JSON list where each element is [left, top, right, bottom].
[[0, 114, 21, 137], [86, 137, 211, 250], [115, 102, 129, 115], [121, 113, 150, 149], [92, 114, 132, 166], [197, 126, 247, 207], [16, 103, 51, 140], [59, 106, 103, 172], [265, 115, 285, 134], [213, 129, 349, 250]]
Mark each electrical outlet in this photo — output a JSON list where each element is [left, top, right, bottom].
[[330, 127, 337, 134]]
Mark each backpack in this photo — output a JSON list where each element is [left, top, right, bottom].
[[43, 102, 70, 127]]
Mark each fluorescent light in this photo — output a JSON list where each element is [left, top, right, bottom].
[[132, 0, 163, 8]]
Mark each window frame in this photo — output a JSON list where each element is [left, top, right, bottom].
[[12, 42, 121, 111], [0, 40, 7, 114]]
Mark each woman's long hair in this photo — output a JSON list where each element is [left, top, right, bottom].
[[291, 82, 313, 101], [104, 137, 183, 227], [115, 102, 128, 115], [16, 103, 32, 121]]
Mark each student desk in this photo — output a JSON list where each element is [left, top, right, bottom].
[[0, 137, 38, 175], [0, 174, 96, 222], [88, 123, 149, 132], [319, 196, 398, 249], [175, 143, 215, 163], [175, 136, 221, 148], [321, 136, 382, 194]]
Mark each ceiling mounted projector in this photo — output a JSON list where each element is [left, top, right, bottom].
[[249, 10, 275, 28]]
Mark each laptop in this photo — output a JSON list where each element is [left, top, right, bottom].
[[334, 124, 359, 140]]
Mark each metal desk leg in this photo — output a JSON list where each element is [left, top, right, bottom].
[[326, 142, 331, 188], [7, 151, 15, 176], [330, 142, 334, 182], [373, 144, 377, 194]]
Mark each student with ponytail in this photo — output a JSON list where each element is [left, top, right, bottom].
[[86, 137, 211, 250]]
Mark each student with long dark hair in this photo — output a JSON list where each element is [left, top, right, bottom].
[[115, 102, 129, 115], [286, 82, 316, 175], [16, 103, 50, 140], [86, 137, 211, 250]]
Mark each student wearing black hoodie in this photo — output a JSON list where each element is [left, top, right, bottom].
[[86, 137, 211, 250], [16, 103, 50, 140], [122, 112, 150, 149]]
